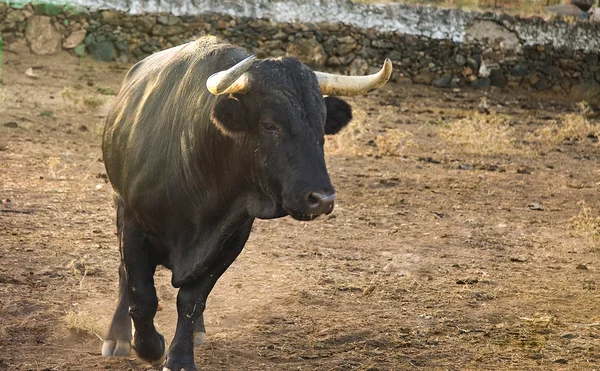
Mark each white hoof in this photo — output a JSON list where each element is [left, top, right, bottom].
[[101, 340, 115, 357], [194, 331, 206, 345], [102, 339, 131, 357]]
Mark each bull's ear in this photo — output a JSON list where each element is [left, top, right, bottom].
[[210, 95, 247, 136], [324, 97, 352, 135]]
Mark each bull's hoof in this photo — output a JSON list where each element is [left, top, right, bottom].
[[101, 339, 131, 357], [163, 355, 197, 371], [133, 331, 166, 365], [151, 349, 167, 369], [193, 331, 206, 345], [162, 363, 197, 371]]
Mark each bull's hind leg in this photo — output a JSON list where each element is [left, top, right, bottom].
[[121, 211, 166, 366], [103, 197, 133, 357], [102, 262, 132, 357], [163, 221, 253, 371]]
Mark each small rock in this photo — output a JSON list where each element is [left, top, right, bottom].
[[217, 19, 228, 30], [348, 57, 368, 76], [456, 278, 478, 285], [471, 78, 490, 89], [285, 39, 327, 68], [561, 333, 577, 339], [559, 58, 580, 71], [3, 122, 18, 128], [63, 29, 87, 49], [157, 14, 180, 26], [570, 81, 600, 105], [576, 264, 588, 270], [386, 50, 403, 61], [510, 256, 528, 262], [326, 56, 342, 67], [371, 40, 393, 49], [6, 10, 26, 23], [466, 57, 480, 72], [25, 67, 39, 78], [489, 69, 507, 88], [458, 164, 475, 170], [33, 3, 63, 16], [552, 358, 569, 365], [433, 75, 452, 88], [100, 10, 120, 20], [412, 72, 435, 84], [542, 65, 562, 77], [455, 54, 466, 66], [535, 78, 551, 91], [478, 60, 491, 77], [75, 44, 86, 57], [88, 41, 117, 62], [25, 16, 62, 55], [527, 203, 544, 211], [511, 64, 528, 76], [426, 338, 439, 345]]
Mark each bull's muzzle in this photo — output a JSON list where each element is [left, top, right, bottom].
[[306, 191, 335, 216]]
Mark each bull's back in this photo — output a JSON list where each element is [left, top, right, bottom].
[[102, 37, 247, 210]]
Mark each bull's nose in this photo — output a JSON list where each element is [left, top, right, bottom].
[[306, 192, 335, 215]]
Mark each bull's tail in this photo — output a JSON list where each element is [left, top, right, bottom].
[[114, 194, 125, 259]]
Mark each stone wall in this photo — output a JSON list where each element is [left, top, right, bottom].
[[1, 1, 600, 101]]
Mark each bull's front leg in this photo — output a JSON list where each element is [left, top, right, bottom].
[[163, 281, 208, 371], [120, 211, 166, 366], [163, 221, 253, 371]]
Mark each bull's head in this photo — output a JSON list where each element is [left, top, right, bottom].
[[205, 56, 392, 221]]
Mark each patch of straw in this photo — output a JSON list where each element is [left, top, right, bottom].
[[440, 112, 529, 156], [529, 114, 599, 148], [64, 310, 103, 338]]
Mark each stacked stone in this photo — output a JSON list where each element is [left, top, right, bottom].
[[1, 2, 599, 102]]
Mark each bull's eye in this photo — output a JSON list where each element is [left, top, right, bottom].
[[261, 121, 279, 133]]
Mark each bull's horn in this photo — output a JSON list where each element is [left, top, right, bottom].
[[314, 58, 393, 96], [206, 55, 256, 95]]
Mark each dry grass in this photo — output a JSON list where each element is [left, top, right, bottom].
[[0, 87, 6, 109], [325, 105, 373, 156], [374, 129, 414, 156], [325, 105, 414, 157], [529, 113, 599, 148], [46, 156, 67, 179], [64, 310, 103, 338], [61, 87, 80, 105], [83, 96, 105, 108], [569, 201, 600, 240], [97, 86, 117, 96], [439, 112, 530, 156], [61, 87, 107, 109]]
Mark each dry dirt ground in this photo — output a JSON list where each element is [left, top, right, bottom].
[[1, 42, 600, 371]]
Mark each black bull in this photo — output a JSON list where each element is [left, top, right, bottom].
[[100, 36, 391, 370]]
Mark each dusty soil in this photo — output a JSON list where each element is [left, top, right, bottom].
[[1, 41, 600, 371]]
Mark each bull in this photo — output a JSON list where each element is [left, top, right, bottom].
[[100, 36, 392, 371]]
